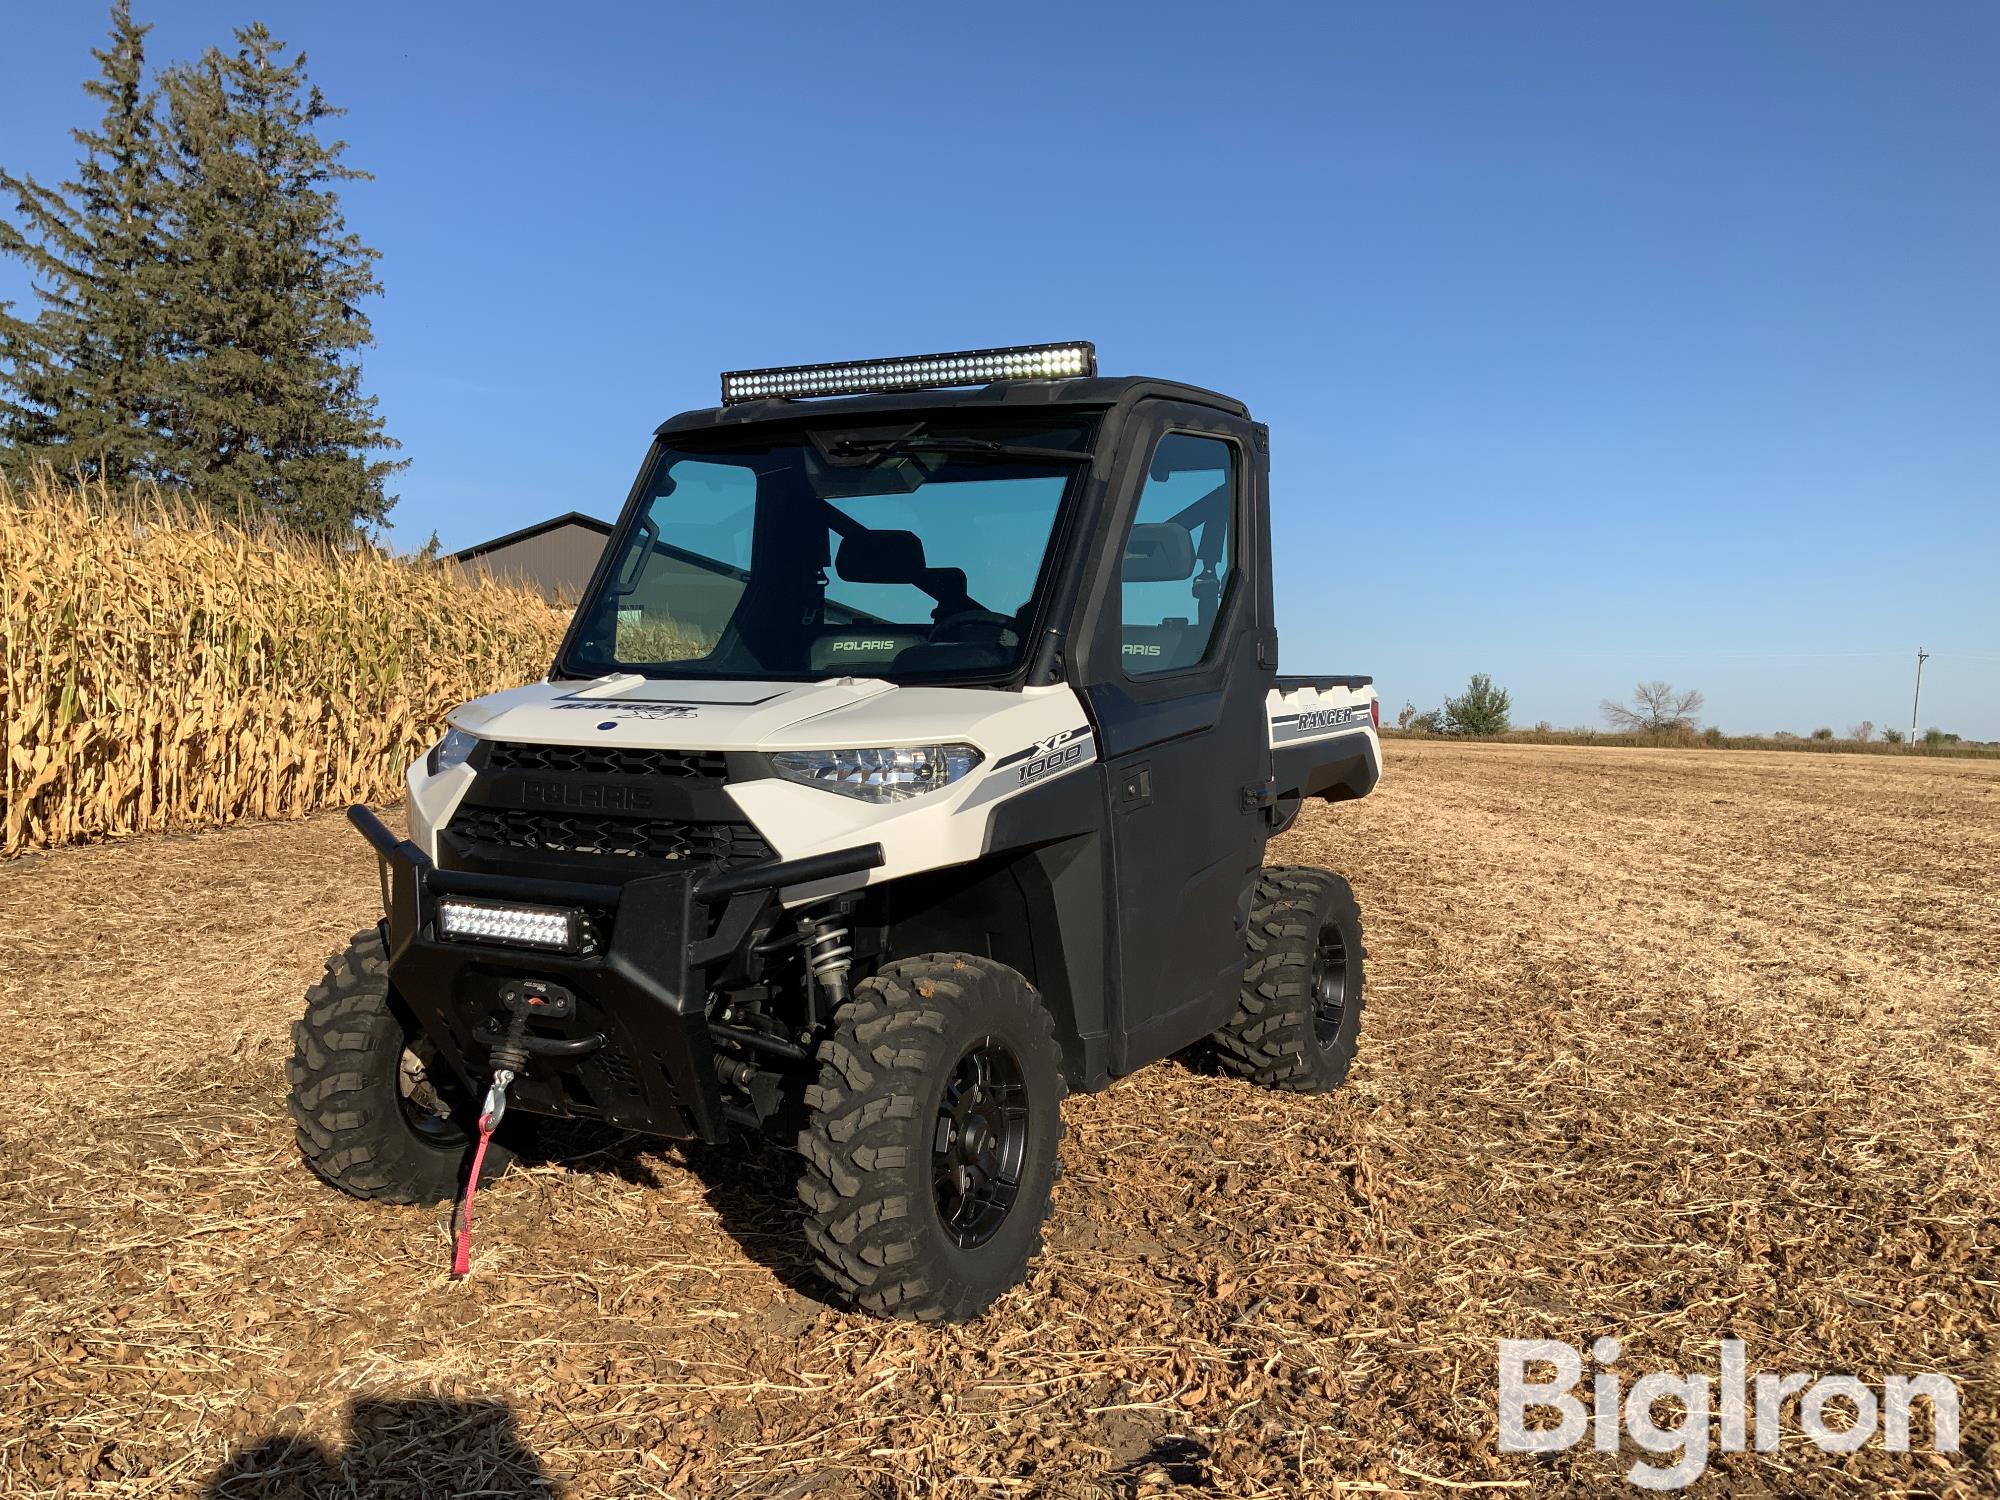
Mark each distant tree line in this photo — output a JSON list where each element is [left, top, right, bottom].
[[1391, 676, 1968, 749], [1601, 680, 1703, 734], [0, 3, 399, 533], [1399, 675, 1707, 740], [1397, 672, 1514, 736]]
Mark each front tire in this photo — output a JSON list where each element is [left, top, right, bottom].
[[796, 954, 1066, 1323], [286, 926, 513, 1204], [1212, 866, 1366, 1092]]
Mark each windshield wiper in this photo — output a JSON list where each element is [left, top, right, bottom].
[[826, 436, 1091, 464]]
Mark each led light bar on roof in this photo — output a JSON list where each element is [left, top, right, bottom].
[[721, 342, 1095, 405]]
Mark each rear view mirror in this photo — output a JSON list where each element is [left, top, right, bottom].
[[1121, 522, 1195, 582], [806, 453, 927, 497], [836, 529, 927, 583], [1148, 433, 1229, 481]]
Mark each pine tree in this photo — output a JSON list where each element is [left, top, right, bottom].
[[155, 23, 402, 532], [0, 1, 171, 482]]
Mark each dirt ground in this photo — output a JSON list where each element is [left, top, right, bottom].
[[1, 742, 1995, 1497]]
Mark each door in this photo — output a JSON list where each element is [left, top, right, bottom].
[[1084, 422, 1274, 1071]]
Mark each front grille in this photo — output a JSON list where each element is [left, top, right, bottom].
[[446, 805, 773, 867], [484, 742, 727, 780]]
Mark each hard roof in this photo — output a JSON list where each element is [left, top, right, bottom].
[[655, 374, 1250, 440], [450, 510, 613, 561]]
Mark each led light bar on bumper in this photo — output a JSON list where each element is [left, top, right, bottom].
[[437, 896, 584, 953], [771, 744, 982, 803], [721, 342, 1095, 405]]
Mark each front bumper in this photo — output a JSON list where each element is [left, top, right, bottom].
[[349, 805, 880, 1142]]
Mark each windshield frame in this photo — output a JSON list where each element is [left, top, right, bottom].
[[552, 413, 1102, 690]]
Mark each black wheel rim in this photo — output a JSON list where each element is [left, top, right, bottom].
[[397, 1040, 463, 1144], [932, 1035, 1029, 1249], [1310, 922, 1349, 1050]]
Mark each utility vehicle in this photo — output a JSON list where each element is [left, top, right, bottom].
[[290, 342, 1380, 1321]]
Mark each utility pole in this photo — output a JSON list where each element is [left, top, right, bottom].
[[1909, 647, 1928, 748]]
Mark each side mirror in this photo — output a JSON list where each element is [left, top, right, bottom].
[[1121, 522, 1195, 582], [612, 515, 660, 595]]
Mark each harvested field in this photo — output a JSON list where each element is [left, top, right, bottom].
[[1, 741, 1995, 1496]]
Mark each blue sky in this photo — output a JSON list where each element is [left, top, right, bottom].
[[5, 2, 1996, 737]]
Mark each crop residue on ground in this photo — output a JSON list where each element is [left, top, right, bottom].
[[1, 742, 1994, 1496]]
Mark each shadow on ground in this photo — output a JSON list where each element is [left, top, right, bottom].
[[511, 1116, 669, 1192], [205, 1396, 553, 1498], [516, 1119, 835, 1305], [680, 1132, 828, 1301]]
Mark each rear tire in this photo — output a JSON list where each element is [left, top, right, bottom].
[[286, 925, 514, 1204], [1212, 866, 1365, 1092], [796, 954, 1066, 1323]]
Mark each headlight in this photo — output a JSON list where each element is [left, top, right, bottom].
[[770, 744, 982, 803], [425, 726, 480, 776]]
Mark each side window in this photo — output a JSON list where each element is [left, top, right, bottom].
[[1118, 434, 1235, 677], [615, 458, 755, 661]]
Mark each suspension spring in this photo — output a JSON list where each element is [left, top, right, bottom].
[[805, 917, 852, 986], [803, 911, 854, 1015]]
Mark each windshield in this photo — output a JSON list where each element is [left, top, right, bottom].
[[561, 419, 1096, 684]]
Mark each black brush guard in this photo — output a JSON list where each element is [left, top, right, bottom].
[[348, 805, 882, 1142]]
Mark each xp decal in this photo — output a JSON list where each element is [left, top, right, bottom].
[[994, 727, 1094, 785], [960, 726, 1098, 810]]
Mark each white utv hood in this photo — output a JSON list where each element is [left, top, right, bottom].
[[448, 673, 906, 750], [409, 674, 1100, 901]]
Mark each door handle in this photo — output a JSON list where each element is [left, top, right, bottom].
[[1118, 764, 1152, 809]]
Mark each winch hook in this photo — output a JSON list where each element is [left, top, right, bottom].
[[448, 987, 535, 1279]]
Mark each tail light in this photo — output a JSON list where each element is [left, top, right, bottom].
[[1370, 698, 1381, 731]]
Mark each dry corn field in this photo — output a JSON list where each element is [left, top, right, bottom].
[[1, 740, 1995, 1497], [0, 472, 568, 855]]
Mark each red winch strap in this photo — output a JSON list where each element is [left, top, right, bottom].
[[449, 1112, 496, 1279]]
